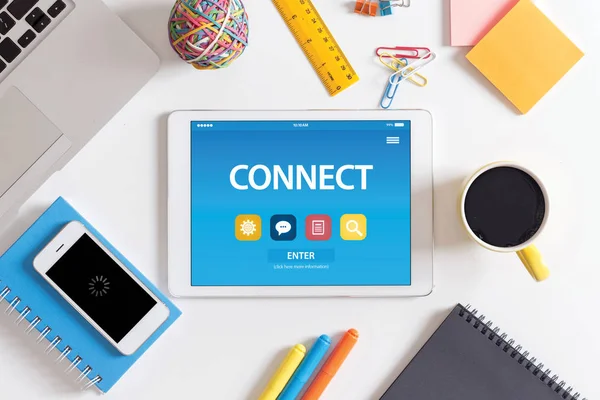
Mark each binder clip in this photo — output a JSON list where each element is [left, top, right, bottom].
[[379, 1, 393, 16], [379, 0, 410, 16], [354, 0, 377, 16], [356, 0, 409, 16]]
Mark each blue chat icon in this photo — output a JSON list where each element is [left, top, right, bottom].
[[270, 215, 297, 241]]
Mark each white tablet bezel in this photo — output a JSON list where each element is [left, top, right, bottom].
[[168, 110, 433, 297]]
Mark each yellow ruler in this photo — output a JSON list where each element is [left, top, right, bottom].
[[272, 0, 359, 96]]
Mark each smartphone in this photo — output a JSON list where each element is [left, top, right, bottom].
[[33, 221, 170, 355]]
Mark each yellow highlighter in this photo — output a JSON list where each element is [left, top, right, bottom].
[[258, 344, 306, 400]]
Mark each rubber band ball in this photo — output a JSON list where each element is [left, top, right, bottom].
[[168, 0, 249, 70]]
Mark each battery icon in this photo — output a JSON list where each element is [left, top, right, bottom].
[[394, 123, 405, 127]]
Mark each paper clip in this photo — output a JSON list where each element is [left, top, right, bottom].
[[354, 0, 377, 16], [379, 0, 410, 15], [380, 59, 406, 109], [391, 51, 436, 83], [376, 46, 431, 59], [378, 52, 427, 87]]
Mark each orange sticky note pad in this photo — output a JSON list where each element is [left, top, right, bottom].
[[466, 0, 584, 114]]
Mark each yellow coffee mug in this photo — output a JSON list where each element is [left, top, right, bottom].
[[459, 162, 550, 281]]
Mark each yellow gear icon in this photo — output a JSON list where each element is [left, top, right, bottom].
[[235, 214, 261, 241], [240, 219, 257, 236]]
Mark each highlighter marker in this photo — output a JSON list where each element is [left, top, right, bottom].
[[301, 329, 359, 400], [259, 344, 306, 400], [279, 335, 332, 400]]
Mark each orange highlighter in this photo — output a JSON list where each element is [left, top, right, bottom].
[[301, 329, 359, 400]]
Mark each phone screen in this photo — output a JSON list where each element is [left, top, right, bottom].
[[190, 120, 411, 286], [47, 234, 156, 342]]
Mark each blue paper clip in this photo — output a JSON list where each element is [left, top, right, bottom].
[[380, 59, 406, 109]]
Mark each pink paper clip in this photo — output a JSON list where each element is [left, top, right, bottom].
[[376, 46, 432, 60]]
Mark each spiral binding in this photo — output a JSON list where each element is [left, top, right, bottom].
[[459, 304, 586, 400], [0, 281, 103, 391]]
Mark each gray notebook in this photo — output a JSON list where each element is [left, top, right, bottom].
[[380, 304, 585, 400]]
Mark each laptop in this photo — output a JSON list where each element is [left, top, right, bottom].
[[0, 0, 159, 228]]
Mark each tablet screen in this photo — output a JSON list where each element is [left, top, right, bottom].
[[190, 120, 411, 286]]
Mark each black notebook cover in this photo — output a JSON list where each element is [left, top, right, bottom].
[[380, 304, 585, 400]]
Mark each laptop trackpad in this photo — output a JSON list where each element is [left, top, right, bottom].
[[0, 88, 68, 196]]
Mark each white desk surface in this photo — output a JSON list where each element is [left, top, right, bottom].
[[1, 0, 599, 398]]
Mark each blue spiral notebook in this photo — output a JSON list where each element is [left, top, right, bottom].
[[0, 197, 182, 393]]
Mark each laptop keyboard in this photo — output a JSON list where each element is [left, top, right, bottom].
[[9, 0, 40, 19], [0, 0, 73, 82]]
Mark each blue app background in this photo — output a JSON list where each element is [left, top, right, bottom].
[[191, 121, 411, 286]]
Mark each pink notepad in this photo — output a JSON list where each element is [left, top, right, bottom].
[[450, 0, 519, 46]]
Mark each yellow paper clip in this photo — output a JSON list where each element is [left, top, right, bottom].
[[378, 52, 428, 87]]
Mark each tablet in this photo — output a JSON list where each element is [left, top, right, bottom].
[[168, 110, 433, 297]]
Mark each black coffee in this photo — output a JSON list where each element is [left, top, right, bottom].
[[464, 167, 545, 248]]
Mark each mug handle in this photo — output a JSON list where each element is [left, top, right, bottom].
[[516, 245, 550, 281]]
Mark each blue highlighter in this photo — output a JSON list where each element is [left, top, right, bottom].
[[278, 335, 332, 400]]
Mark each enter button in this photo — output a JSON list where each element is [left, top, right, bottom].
[[268, 249, 335, 263]]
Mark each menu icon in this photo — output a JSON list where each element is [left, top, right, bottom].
[[312, 220, 325, 235], [305, 215, 332, 241]]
